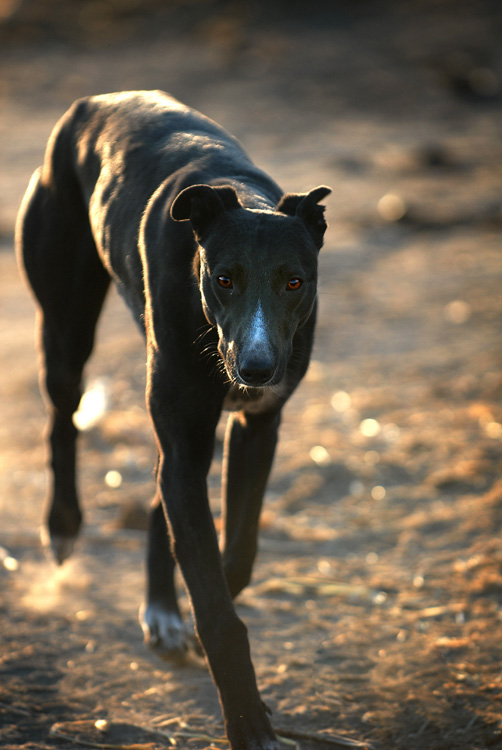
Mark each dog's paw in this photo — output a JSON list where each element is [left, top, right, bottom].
[[228, 727, 280, 750], [230, 730, 280, 750], [139, 603, 189, 662], [226, 705, 279, 750], [41, 527, 77, 566]]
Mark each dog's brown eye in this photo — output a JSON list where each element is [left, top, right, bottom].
[[286, 278, 302, 291], [217, 275, 232, 289]]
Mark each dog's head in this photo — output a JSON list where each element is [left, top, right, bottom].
[[171, 183, 331, 388]]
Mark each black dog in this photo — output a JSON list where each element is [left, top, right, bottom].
[[16, 90, 330, 750]]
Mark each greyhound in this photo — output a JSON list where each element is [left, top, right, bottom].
[[16, 90, 330, 750]]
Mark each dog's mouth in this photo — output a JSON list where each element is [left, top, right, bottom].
[[226, 364, 277, 390], [214, 305, 296, 391], [222, 372, 288, 413]]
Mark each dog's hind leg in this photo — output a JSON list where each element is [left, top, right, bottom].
[[221, 409, 281, 598], [17, 168, 110, 564]]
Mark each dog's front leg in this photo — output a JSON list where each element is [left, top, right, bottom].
[[148, 364, 278, 750], [140, 490, 188, 660], [221, 409, 281, 598]]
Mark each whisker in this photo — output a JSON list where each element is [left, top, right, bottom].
[[193, 323, 214, 347]]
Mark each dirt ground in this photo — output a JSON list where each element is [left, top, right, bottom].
[[1, 2, 502, 749]]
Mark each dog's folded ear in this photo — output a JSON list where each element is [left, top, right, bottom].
[[171, 184, 243, 239], [276, 186, 331, 247]]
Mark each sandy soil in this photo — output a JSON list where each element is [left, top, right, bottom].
[[1, 2, 502, 749]]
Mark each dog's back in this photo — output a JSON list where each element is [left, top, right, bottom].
[[21, 91, 284, 324]]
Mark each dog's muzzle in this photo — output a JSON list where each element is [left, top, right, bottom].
[[219, 337, 278, 388], [237, 354, 276, 387]]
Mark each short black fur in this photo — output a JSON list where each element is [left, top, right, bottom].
[[16, 90, 331, 750]]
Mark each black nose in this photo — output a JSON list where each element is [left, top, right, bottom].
[[238, 358, 275, 386]]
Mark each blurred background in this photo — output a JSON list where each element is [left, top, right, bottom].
[[1, 2, 502, 749]]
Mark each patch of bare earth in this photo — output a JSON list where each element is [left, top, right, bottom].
[[1, 2, 502, 749]]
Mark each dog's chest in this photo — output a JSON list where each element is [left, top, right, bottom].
[[223, 385, 284, 414]]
